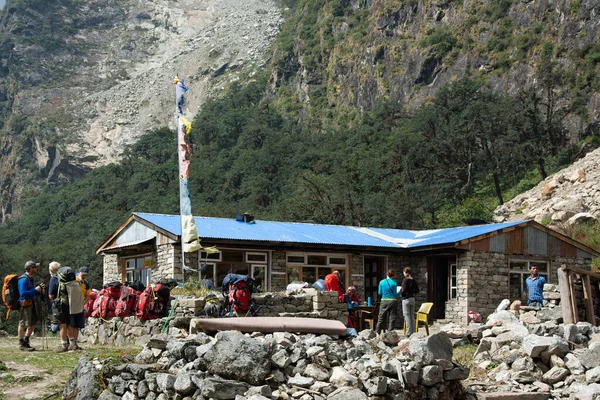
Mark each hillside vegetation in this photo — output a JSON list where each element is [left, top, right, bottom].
[[0, 0, 599, 300]]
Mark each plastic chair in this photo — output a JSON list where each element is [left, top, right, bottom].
[[404, 302, 434, 336], [361, 301, 380, 331]]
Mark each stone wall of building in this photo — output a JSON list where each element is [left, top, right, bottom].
[[271, 250, 287, 291], [349, 254, 364, 299], [83, 289, 348, 345], [154, 244, 176, 283], [103, 254, 120, 285]]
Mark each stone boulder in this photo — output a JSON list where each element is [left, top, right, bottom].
[[63, 356, 103, 400], [409, 332, 453, 364], [203, 331, 272, 385]]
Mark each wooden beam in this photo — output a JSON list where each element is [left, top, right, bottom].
[[558, 265, 575, 324], [582, 275, 596, 326], [563, 265, 600, 281], [568, 272, 579, 323]]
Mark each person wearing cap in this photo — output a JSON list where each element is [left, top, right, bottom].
[[18, 261, 44, 351], [68, 266, 92, 351]]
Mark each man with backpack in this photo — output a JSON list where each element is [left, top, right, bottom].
[[69, 266, 91, 350], [18, 261, 44, 351], [49, 266, 84, 352]]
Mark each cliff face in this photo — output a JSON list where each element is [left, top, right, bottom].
[[0, 0, 282, 222], [270, 0, 600, 135]]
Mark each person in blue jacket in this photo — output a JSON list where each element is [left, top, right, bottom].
[[376, 269, 400, 333], [18, 261, 44, 351]]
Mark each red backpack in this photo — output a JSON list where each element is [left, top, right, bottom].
[[229, 280, 250, 313], [115, 286, 140, 318], [136, 284, 164, 321], [96, 288, 118, 319], [84, 291, 98, 318]]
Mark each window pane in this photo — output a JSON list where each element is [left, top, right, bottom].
[[222, 252, 244, 262], [451, 264, 457, 275], [302, 267, 317, 283], [247, 253, 267, 263], [510, 262, 527, 271], [126, 259, 135, 270], [317, 267, 332, 280], [531, 262, 548, 272], [451, 288, 457, 299], [329, 257, 346, 265], [307, 255, 327, 265], [200, 251, 221, 260], [136, 258, 143, 269], [126, 271, 133, 281], [252, 266, 266, 292], [287, 255, 305, 263], [451, 277, 456, 287], [287, 267, 300, 284]]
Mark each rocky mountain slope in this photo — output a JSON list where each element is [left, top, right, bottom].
[[494, 147, 600, 229], [0, 0, 282, 222]]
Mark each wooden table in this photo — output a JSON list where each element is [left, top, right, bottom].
[[353, 305, 376, 331]]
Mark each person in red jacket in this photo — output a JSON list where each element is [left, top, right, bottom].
[[324, 270, 345, 303]]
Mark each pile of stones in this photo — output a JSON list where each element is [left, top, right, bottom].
[[65, 329, 470, 400], [441, 306, 600, 400]]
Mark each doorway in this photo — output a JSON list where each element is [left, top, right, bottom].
[[364, 256, 386, 303], [427, 256, 452, 320]]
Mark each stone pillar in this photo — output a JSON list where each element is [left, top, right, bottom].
[[102, 254, 120, 285], [271, 250, 287, 291]]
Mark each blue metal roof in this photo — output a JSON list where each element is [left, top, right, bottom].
[[134, 212, 528, 249]]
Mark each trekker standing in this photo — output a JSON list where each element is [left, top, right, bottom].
[[69, 266, 91, 350], [48, 262, 70, 352], [47, 261, 61, 335], [18, 261, 44, 351], [400, 267, 420, 336], [376, 269, 400, 333], [525, 265, 546, 307]]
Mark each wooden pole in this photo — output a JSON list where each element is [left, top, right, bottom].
[[582, 275, 596, 326], [558, 264, 575, 324], [568, 272, 579, 323]]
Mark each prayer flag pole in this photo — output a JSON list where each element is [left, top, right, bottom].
[[174, 76, 202, 283]]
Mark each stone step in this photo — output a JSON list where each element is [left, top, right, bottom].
[[476, 392, 549, 400]]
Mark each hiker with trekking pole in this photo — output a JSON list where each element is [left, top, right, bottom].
[[17, 261, 44, 351]]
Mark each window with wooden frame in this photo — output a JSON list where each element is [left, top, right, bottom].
[[509, 260, 549, 304], [286, 253, 348, 288], [124, 255, 153, 285], [199, 250, 268, 292]]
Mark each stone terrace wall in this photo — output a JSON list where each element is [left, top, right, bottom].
[[82, 289, 348, 346]]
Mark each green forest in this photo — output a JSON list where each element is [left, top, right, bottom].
[[1, 0, 600, 302]]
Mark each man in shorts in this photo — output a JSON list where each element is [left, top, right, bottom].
[[18, 261, 44, 351]]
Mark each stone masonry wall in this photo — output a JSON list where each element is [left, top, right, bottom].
[[349, 254, 364, 300], [103, 253, 120, 285], [83, 289, 348, 345]]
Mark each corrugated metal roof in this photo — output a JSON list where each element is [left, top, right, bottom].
[[133, 213, 527, 249]]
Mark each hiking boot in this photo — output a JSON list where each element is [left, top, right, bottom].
[[57, 345, 69, 353], [68, 343, 82, 351], [19, 341, 35, 352]]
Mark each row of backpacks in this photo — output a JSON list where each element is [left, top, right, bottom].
[[84, 280, 173, 321]]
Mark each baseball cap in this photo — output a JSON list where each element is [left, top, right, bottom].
[[24, 260, 40, 270], [79, 266, 89, 274]]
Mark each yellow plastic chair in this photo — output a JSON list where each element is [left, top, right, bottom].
[[404, 302, 434, 336]]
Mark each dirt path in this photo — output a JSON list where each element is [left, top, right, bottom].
[[0, 336, 140, 400], [0, 337, 74, 400]]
